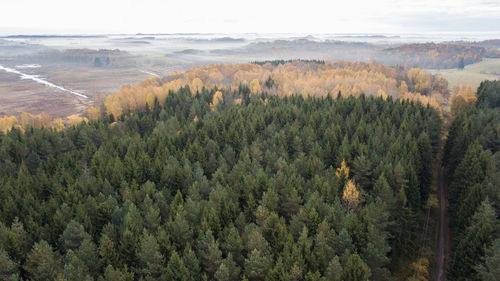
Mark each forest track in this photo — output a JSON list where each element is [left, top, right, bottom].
[[435, 166, 450, 281]]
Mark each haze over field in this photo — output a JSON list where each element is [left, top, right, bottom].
[[1, 32, 500, 117], [1, 0, 500, 117]]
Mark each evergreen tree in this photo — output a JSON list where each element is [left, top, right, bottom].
[[165, 250, 190, 281], [24, 240, 62, 281], [60, 220, 91, 252], [99, 234, 119, 269], [0, 248, 19, 281], [417, 132, 432, 203], [197, 230, 222, 279], [325, 256, 343, 281], [475, 239, 500, 281], [137, 231, 165, 279], [182, 244, 201, 281], [244, 249, 272, 281], [448, 200, 497, 280], [63, 250, 93, 281], [342, 253, 371, 281]]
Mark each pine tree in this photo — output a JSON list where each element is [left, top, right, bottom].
[[267, 256, 289, 281], [100, 265, 134, 281], [77, 238, 99, 278], [325, 256, 343, 281], [215, 253, 240, 281], [475, 238, 500, 281], [0, 248, 19, 281], [60, 220, 91, 252], [244, 249, 272, 281], [98, 234, 118, 269], [449, 141, 486, 230], [137, 231, 165, 279], [222, 225, 244, 265], [448, 199, 496, 280], [182, 244, 201, 281], [342, 253, 371, 281], [352, 155, 373, 190], [24, 240, 62, 281], [165, 250, 190, 281], [197, 230, 222, 279], [455, 183, 484, 230], [417, 132, 432, 203], [63, 250, 93, 281]]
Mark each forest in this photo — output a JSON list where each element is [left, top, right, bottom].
[[381, 43, 500, 69], [443, 80, 500, 281], [0, 84, 443, 280], [0, 60, 449, 132]]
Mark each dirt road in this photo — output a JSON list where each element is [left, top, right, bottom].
[[435, 166, 450, 281]]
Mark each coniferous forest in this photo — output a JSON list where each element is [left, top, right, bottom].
[[444, 80, 500, 281], [0, 86, 445, 281]]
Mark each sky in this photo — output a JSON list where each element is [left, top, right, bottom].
[[1, 0, 500, 35]]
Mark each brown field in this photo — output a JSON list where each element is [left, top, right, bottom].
[[0, 64, 162, 117]]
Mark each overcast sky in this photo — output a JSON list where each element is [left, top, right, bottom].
[[1, 0, 500, 35]]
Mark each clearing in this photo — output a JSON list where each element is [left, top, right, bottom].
[[429, 58, 500, 90]]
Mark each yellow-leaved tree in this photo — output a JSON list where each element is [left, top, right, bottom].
[[407, 258, 429, 281], [336, 159, 350, 179], [86, 106, 100, 121], [343, 179, 359, 212], [210, 91, 223, 111], [67, 115, 88, 126], [249, 79, 262, 96], [0, 116, 18, 132], [450, 85, 476, 115]]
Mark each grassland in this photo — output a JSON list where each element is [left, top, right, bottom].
[[430, 58, 500, 90]]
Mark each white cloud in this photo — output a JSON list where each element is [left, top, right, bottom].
[[0, 0, 499, 34]]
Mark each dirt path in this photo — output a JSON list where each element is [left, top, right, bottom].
[[435, 166, 450, 281]]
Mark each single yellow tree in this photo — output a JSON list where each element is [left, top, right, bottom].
[[52, 118, 65, 131], [450, 85, 476, 115], [210, 91, 223, 110], [87, 106, 100, 121], [191, 78, 203, 94], [336, 159, 350, 179], [0, 115, 18, 132], [249, 79, 262, 96], [66, 115, 88, 126], [343, 180, 359, 212], [407, 258, 429, 281]]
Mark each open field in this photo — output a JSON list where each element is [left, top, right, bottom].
[[430, 58, 500, 90]]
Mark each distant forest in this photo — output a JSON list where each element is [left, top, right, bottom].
[[381, 43, 500, 69]]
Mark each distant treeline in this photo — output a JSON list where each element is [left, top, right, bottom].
[[253, 59, 325, 66], [381, 43, 500, 69], [36, 49, 128, 68]]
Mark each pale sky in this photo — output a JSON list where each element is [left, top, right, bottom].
[[1, 0, 500, 35]]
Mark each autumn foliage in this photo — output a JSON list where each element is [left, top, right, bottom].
[[1, 61, 450, 133], [382, 43, 486, 68], [343, 180, 360, 212], [102, 61, 448, 119], [450, 85, 477, 114]]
